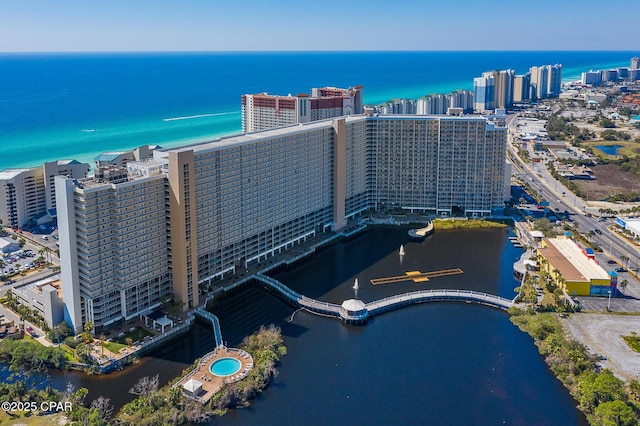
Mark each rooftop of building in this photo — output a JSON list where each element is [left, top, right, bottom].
[[539, 237, 609, 282], [0, 168, 38, 180], [163, 114, 499, 156], [14, 275, 62, 297]]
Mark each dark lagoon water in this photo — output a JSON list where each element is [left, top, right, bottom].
[[2, 228, 586, 424], [595, 144, 622, 156]]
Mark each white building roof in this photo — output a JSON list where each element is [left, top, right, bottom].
[[182, 379, 202, 393], [0, 169, 33, 180], [624, 219, 640, 237], [546, 238, 609, 281], [0, 237, 20, 250]]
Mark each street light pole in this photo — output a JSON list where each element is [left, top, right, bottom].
[[608, 290, 612, 311]]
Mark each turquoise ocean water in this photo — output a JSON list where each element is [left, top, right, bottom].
[[0, 51, 635, 169]]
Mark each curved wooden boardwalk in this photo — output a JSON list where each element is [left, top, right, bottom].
[[252, 273, 517, 324]]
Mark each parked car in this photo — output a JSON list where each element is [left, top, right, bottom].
[[607, 260, 617, 264], [594, 229, 602, 235], [615, 267, 627, 273]]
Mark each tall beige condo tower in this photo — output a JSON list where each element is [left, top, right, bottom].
[[168, 150, 199, 311]]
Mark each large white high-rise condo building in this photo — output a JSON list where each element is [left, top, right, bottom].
[[0, 160, 89, 228], [241, 86, 363, 133], [56, 162, 172, 333], [631, 57, 640, 70], [57, 114, 507, 332]]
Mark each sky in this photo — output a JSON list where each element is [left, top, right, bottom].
[[1, 0, 639, 52]]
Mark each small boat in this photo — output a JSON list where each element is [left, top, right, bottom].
[[353, 278, 359, 290], [399, 245, 405, 256]]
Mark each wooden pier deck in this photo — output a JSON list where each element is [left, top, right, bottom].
[[370, 268, 464, 285]]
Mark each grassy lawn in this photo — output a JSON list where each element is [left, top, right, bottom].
[[0, 411, 66, 425], [59, 344, 80, 363], [432, 219, 508, 230], [584, 140, 640, 159], [622, 334, 640, 352], [114, 327, 153, 345], [104, 341, 127, 353]]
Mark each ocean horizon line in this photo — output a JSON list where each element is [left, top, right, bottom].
[[1, 49, 638, 55]]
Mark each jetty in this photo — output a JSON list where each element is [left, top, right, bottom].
[[408, 222, 434, 241]]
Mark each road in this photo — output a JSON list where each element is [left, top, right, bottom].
[[507, 114, 640, 269]]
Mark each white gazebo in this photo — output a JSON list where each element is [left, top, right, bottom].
[[182, 379, 203, 397], [141, 310, 174, 333], [341, 299, 366, 314]]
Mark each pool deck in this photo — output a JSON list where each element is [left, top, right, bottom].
[[176, 346, 254, 404]]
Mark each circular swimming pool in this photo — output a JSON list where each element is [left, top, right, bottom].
[[210, 357, 242, 377]]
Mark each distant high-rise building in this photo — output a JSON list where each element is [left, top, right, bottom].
[[513, 74, 530, 103], [241, 86, 363, 133], [483, 70, 514, 109], [473, 75, 495, 113], [601, 69, 619, 82], [417, 94, 448, 114], [529, 66, 549, 100], [0, 160, 90, 228], [43, 160, 90, 212], [448, 90, 474, 112], [581, 70, 603, 87], [618, 68, 630, 80], [631, 57, 640, 70], [545, 64, 562, 96]]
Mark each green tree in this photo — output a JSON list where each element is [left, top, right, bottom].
[[594, 400, 636, 426], [579, 369, 626, 411], [599, 118, 616, 128]]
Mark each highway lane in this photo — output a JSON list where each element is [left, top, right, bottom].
[[507, 114, 640, 268]]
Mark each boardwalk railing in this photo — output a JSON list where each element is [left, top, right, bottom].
[[254, 274, 345, 318], [252, 273, 517, 324], [194, 308, 224, 347], [366, 289, 514, 317]]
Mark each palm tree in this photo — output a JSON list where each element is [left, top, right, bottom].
[[621, 255, 630, 268], [620, 280, 629, 292]]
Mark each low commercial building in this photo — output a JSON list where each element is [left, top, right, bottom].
[[12, 276, 64, 329], [616, 218, 640, 239], [0, 237, 20, 254], [537, 237, 612, 296]]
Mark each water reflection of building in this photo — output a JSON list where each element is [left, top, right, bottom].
[[56, 114, 507, 333]]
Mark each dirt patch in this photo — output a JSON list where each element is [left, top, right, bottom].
[[574, 163, 640, 200], [562, 313, 640, 382]]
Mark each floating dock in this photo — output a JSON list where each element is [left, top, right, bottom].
[[370, 268, 464, 285]]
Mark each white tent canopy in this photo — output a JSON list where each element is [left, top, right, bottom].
[[182, 379, 203, 395]]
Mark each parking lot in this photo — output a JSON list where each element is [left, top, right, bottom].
[[562, 314, 640, 382]]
